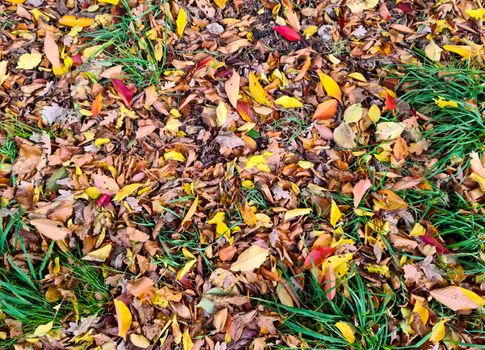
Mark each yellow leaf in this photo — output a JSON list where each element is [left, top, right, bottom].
[[366, 264, 390, 277], [83, 45, 103, 59], [164, 150, 186, 162], [17, 52, 42, 70], [430, 319, 448, 343], [284, 208, 312, 221], [83, 244, 112, 262], [330, 200, 342, 227], [85, 186, 101, 199], [297, 160, 314, 169], [412, 299, 429, 325], [348, 72, 367, 82], [182, 328, 194, 350], [323, 254, 353, 278], [434, 96, 458, 108], [114, 183, 143, 201], [176, 7, 187, 37], [230, 245, 269, 272], [466, 8, 485, 20], [0, 61, 9, 86], [114, 299, 132, 340], [95, 138, 110, 146], [177, 259, 197, 280], [246, 153, 272, 172], [443, 45, 474, 59], [216, 101, 227, 127], [277, 282, 294, 307], [180, 196, 198, 227], [303, 25, 318, 39], [317, 70, 341, 102], [33, 321, 53, 337], [410, 223, 426, 237], [343, 103, 363, 123], [335, 321, 355, 344], [368, 104, 381, 123], [130, 334, 150, 348], [460, 288, 485, 307], [99, 0, 119, 4], [470, 173, 485, 192], [213, 0, 228, 9], [249, 72, 272, 106], [274, 95, 303, 108], [425, 40, 442, 62]]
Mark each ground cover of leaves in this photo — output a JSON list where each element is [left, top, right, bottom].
[[0, 0, 484, 349]]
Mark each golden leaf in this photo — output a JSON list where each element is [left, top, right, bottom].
[[274, 95, 303, 108], [248, 72, 272, 106], [114, 299, 132, 340], [284, 208, 312, 221], [230, 245, 269, 272], [114, 183, 143, 201], [317, 70, 341, 102], [335, 321, 355, 344], [176, 7, 187, 37]]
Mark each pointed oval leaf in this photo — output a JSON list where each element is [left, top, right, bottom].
[[225, 70, 240, 108], [313, 99, 338, 120], [114, 299, 132, 340], [248, 72, 272, 106], [230, 245, 269, 272], [317, 71, 341, 102], [430, 286, 485, 311], [273, 26, 301, 41], [335, 321, 355, 344], [111, 79, 133, 108]]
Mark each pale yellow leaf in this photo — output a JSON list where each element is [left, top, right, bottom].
[[430, 286, 485, 311], [164, 150, 186, 162], [276, 282, 294, 307], [335, 321, 355, 344], [343, 103, 363, 123], [114, 183, 143, 201], [347, 0, 379, 13], [347, 72, 367, 82], [177, 259, 197, 280], [176, 7, 187, 37], [130, 334, 150, 348], [249, 72, 272, 106], [230, 245, 269, 272], [33, 321, 53, 337], [17, 52, 42, 70], [83, 244, 112, 262], [430, 319, 448, 343], [0, 60, 9, 86], [425, 40, 442, 62], [376, 122, 404, 141], [216, 101, 227, 127], [330, 200, 342, 227], [284, 208, 312, 221], [225, 70, 240, 108], [274, 95, 303, 108], [30, 219, 72, 241], [368, 104, 381, 123], [334, 122, 356, 149], [317, 71, 341, 102], [114, 299, 132, 340]]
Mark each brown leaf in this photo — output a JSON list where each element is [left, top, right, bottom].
[[430, 286, 485, 311], [225, 70, 240, 108], [30, 219, 72, 241], [352, 178, 371, 208]]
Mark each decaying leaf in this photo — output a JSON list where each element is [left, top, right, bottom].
[[430, 287, 485, 311]]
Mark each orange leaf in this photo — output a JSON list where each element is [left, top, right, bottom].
[[91, 93, 103, 118], [352, 178, 371, 208], [313, 99, 338, 120]]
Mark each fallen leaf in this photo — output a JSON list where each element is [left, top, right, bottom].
[[284, 208, 312, 221], [225, 70, 240, 108], [114, 299, 132, 340], [333, 122, 356, 148], [230, 245, 269, 272], [111, 79, 133, 108], [33, 321, 53, 337], [425, 40, 442, 62], [335, 321, 355, 344], [429, 319, 448, 343], [304, 247, 334, 268], [176, 7, 188, 37], [91, 93, 102, 117], [180, 196, 198, 228], [83, 244, 112, 262], [376, 122, 404, 141], [249, 72, 272, 106], [323, 254, 353, 278], [276, 282, 294, 307], [343, 103, 363, 123], [273, 26, 301, 41], [353, 178, 371, 208], [368, 104, 381, 123], [130, 334, 150, 348], [17, 52, 42, 70], [330, 200, 342, 227], [216, 101, 227, 127], [430, 286, 485, 311], [182, 328, 193, 350], [274, 95, 303, 108], [114, 183, 143, 201], [30, 219, 72, 241], [317, 71, 342, 102], [313, 99, 338, 120]]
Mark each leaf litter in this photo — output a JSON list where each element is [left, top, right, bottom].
[[0, 0, 484, 348]]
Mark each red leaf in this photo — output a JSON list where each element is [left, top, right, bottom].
[[421, 234, 450, 254], [91, 93, 103, 118], [274, 26, 301, 41], [111, 79, 133, 108], [304, 247, 334, 269], [96, 194, 111, 207], [236, 100, 256, 122], [71, 54, 83, 66], [379, 2, 392, 20], [397, 2, 414, 14], [385, 93, 396, 111]]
